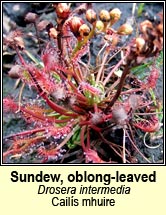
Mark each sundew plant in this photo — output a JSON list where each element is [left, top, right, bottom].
[[3, 3, 163, 164]]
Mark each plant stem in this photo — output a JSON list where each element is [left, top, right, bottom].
[[108, 66, 130, 108], [3, 128, 46, 139], [96, 49, 109, 84], [80, 125, 87, 151], [103, 54, 127, 86], [122, 128, 126, 163]]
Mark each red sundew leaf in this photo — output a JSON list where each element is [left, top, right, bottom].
[[22, 104, 54, 124], [3, 136, 46, 160], [133, 116, 160, 133], [37, 147, 59, 161], [3, 97, 18, 113], [147, 66, 159, 89], [24, 65, 57, 94], [12, 136, 44, 151], [37, 74, 56, 94], [41, 47, 60, 72], [85, 149, 104, 163], [46, 125, 72, 139]]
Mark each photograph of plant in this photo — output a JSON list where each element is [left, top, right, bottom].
[[2, 2, 164, 164]]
